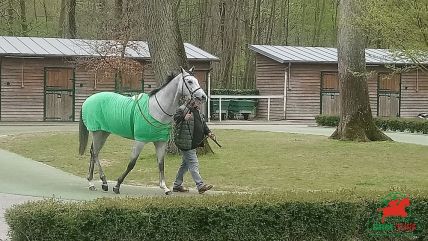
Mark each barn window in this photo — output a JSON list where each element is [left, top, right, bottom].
[[94, 71, 114, 89], [320, 72, 340, 116], [378, 73, 400, 92], [121, 71, 142, 91], [321, 72, 339, 91]]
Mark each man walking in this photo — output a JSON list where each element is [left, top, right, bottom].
[[172, 99, 214, 194]]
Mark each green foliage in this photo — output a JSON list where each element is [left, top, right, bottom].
[[211, 89, 259, 95], [5, 194, 428, 241], [374, 118, 428, 134], [360, 0, 428, 51], [315, 115, 340, 127], [316, 115, 428, 134]]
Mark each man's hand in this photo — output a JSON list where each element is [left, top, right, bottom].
[[184, 113, 192, 120], [207, 132, 221, 147]]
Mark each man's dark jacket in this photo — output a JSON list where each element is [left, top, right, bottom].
[[174, 104, 210, 151]]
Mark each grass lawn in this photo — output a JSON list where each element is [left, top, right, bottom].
[[0, 129, 427, 197]]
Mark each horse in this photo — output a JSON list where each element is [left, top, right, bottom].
[[78, 67, 206, 195]]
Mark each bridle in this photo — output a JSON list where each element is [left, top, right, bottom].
[[155, 73, 201, 117]]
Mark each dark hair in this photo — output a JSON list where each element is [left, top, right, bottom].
[[148, 72, 178, 96]]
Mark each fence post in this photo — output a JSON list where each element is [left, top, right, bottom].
[[219, 98, 222, 122], [267, 98, 271, 121], [207, 73, 211, 122]]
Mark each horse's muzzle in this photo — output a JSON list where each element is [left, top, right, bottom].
[[194, 93, 207, 103]]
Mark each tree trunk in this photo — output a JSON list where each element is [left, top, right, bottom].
[[19, 0, 27, 36], [331, 0, 339, 46], [68, 0, 77, 38], [42, 0, 48, 29], [58, 0, 67, 36], [330, 0, 391, 142], [243, 0, 256, 89], [143, 0, 196, 154], [253, 0, 262, 44], [7, 0, 14, 35], [142, 0, 188, 84], [312, 0, 320, 46], [313, 0, 326, 46], [197, 0, 207, 47], [266, 0, 276, 44], [115, 0, 123, 20], [296, 1, 307, 45]]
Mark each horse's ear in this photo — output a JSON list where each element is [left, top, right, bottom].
[[180, 66, 186, 75], [188, 66, 195, 74]]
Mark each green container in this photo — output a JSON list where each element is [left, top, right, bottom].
[[210, 99, 230, 114], [228, 99, 258, 113], [228, 99, 258, 120]]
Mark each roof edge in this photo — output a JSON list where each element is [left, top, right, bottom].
[[249, 45, 284, 64]]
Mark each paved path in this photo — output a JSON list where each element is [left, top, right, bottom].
[[0, 121, 426, 240], [209, 123, 428, 146]]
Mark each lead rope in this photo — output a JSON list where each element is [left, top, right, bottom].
[[154, 94, 173, 117], [135, 96, 171, 129]]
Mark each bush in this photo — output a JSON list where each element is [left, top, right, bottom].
[[316, 115, 428, 134], [314, 115, 340, 127], [211, 89, 259, 95], [6, 193, 428, 241]]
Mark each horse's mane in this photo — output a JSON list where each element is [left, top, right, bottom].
[[148, 72, 179, 96]]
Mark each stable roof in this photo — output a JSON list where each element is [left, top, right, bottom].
[[0, 36, 219, 61], [249, 45, 423, 65]]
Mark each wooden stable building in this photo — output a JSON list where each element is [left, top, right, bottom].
[[250, 45, 428, 120], [0, 36, 218, 121]]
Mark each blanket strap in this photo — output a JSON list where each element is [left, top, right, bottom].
[[135, 96, 170, 130], [130, 100, 137, 139]]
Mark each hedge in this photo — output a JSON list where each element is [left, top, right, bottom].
[[211, 89, 259, 95], [5, 193, 428, 241], [315, 115, 428, 134]]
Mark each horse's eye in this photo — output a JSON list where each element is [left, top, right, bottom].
[[187, 80, 193, 84]]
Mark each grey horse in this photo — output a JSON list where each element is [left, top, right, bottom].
[[78, 67, 206, 195]]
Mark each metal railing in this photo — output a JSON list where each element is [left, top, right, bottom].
[[208, 95, 284, 122]]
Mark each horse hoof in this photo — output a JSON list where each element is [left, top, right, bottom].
[[165, 190, 173, 195], [113, 186, 120, 194], [102, 184, 108, 192], [89, 186, 96, 191]]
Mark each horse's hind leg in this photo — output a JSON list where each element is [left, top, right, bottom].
[[91, 131, 110, 191], [113, 141, 145, 194], [87, 143, 96, 191], [154, 142, 171, 195]]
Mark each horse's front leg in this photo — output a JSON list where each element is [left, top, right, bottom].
[[113, 141, 145, 194], [154, 142, 172, 195]]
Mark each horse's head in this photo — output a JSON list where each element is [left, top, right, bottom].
[[180, 67, 207, 102]]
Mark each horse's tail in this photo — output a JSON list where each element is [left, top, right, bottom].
[[79, 109, 89, 155]]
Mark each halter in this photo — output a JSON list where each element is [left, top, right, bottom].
[[155, 73, 201, 117], [182, 74, 202, 97]]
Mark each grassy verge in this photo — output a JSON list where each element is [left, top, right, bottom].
[[0, 130, 427, 197]]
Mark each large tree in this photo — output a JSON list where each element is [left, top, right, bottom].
[[330, 0, 390, 141], [142, 0, 188, 83], [142, 0, 213, 154]]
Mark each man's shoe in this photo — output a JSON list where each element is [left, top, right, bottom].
[[173, 186, 189, 192], [198, 184, 213, 194]]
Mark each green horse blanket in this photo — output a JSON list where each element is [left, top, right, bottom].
[[82, 92, 171, 142]]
